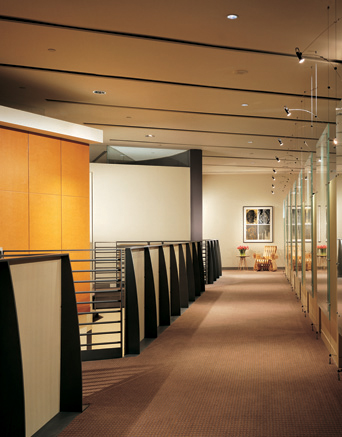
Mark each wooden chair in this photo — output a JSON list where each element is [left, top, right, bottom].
[[263, 246, 278, 271]]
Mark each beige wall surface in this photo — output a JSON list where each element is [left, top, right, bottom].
[[203, 173, 284, 268], [90, 163, 191, 243]]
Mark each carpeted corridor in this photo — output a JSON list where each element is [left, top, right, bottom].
[[60, 270, 342, 436]]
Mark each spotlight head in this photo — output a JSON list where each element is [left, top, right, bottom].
[[272, 176, 276, 180], [271, 191, 274, 194], [304, 141, 309, 147], [278, 138, 283, 146], [273, 169, 277, 174], [333, 138, 338, 145], [295, 47, 305, 63], [284, 106, 291, 116], [275, 157, 280, 162], [272, 184, 275, 188]]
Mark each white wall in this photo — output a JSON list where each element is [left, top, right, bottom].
[[203, 173, 284, 268], [90, 163, 190, 243]]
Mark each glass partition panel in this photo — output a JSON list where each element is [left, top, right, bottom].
[[336, 106, 342, 333], [316, 125, 330, 316], [292, 182, 297, 275], [304, 154, 313, 296], [287, 192, 292, 272], [296, 172, 303, 283]]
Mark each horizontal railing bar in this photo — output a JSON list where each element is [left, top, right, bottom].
[[81, 341, 121, 347], [3, 249, 123, 253], [74, 279, 120, 283], [79, 320, 121, 326], [76, 300, 121, 305], [70, 258, 120, 262], [75, 290, 123, 294], [80, 331, 121, 336], [78, 309, 121, 315], [72, 269, 120, 273]]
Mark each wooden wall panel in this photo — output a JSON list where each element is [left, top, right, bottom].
[[29, 193, 62, 250], [0, 191, 29, 250], [62, 196, 89, 250], [62, 196, 90, 311], [29, 134, 61, 195], [61, 141, 89, 198], [1, 128, 91, 313], [0, 127, 28, 192]]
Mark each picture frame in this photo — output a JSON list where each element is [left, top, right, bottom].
[[243, 206, 273, 243]]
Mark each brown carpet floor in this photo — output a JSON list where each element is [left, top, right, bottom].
[[60, 270, 342, 436]]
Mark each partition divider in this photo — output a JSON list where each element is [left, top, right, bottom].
[[186, 243, 196, 301], [144, 248, 157, 339], [124, 249, 140, 355], [197, 241, 205, 291], [192, 242, 201, 296], [124, 240, 219, 355], [178, 244, 189, 307], [159, 246, 170, 326], [170, 245, 181, 316]]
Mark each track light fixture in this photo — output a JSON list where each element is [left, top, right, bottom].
[[273, 169, 277, 174], [272, 184, 275, 188], [284, 106, 291, 116], [333, 138, 338, 145], [295, 47, 305, 63], [271, 191, 274, 194], [284, 106, 317, 119], [275, 157, 280, 162], [272, 176, 276, 180], [278, 139, 283, 146]]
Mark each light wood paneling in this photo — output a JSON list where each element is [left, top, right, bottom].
[[10, 260, 61, 437], [62, 196, 90, 312], [0, 191, 29, 250], [62, 196, 89, 250], [29, 134, 61, 195], [29, 193, 62, 250], [0, 127, 28, 192], [61, 140, 89, 198]]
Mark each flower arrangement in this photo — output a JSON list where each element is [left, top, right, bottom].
[[317, 244, 327, 255], [237, 245, 249, 256]]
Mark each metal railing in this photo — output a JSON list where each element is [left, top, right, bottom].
[[2, 247, 124, 361]]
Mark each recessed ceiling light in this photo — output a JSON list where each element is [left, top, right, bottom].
[[234, 69, 248, 75], [227, 14, 239, 19], [48, 48, 56, 52], [248, 141, 253, 144], [242, 103, 248, 107], [145, 134, 155, 138], [93, 90, 106, 95]]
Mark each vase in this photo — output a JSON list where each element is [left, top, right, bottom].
[[239, 250, 246, 256]]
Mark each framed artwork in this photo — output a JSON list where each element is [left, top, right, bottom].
[[243, 206, 273, 243]]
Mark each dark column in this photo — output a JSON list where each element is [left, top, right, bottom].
[[190, 149, 202, 241]]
